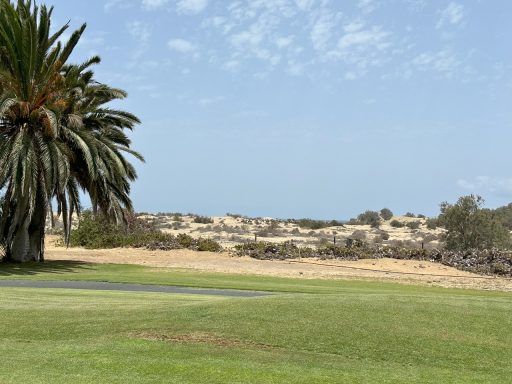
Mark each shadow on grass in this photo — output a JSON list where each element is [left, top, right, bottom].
[[0, 260, 94, 276]]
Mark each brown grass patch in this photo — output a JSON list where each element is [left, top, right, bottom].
[[132, 331, 272, 349]]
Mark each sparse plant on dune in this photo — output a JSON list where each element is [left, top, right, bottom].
[[380, 208, 393, 221], [406, 221, 421, 230], [390, 220, 405, 228], [193, 215, 214, 224]]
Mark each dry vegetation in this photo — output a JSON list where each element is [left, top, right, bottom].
[[134, 213, 445, 250]]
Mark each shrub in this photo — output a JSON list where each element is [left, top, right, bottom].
[[380, 208, 393, 221], [233, 239, 512, 277], [421, 233, 440, 243], [233, 241, 315, 260], [377, 231, 390, 241], [426, 218, 438, 230], [69, 211, 222, 252], [406, 221, 421, 230], [292, 218, 343, 230], [193, 215, 214, 224], [351, 230, 367, 240], [197, 238, 223, 252], [390, 220, 405, 228], [490, 203, 512, 230], [356, 211, 381, 227], [438, 195, 511, 250]]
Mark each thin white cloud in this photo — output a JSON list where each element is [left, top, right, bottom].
[[127, 21, 151, 43], [231, 28, 264, 47], [358, 0, 380, 14], [168, 38, 197, 53], [338, 27, 389, 50], [276, 36, 294, 49], [223, 59, 240, 71], [411, 50, 461, 76], [437, 2, 465, 29], [344, 20, 365, 34], [295, 0, 316, 11], [177, 0, 209, 14], [142, 0, 168, 11], [199, 96, 225, 106], [405, 0, 427, 12], [286, 60, 304, 76], [457, 176, 512, 195], [310, 13, 338, 52], [226, 9, 284, 68], [325, 25, 391, 72], [203, 16, 226, 28], [105, 0, 134, 12]]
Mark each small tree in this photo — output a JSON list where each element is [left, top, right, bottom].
[[357, 211, 381, 228], [492, 203, 512, 230], [380, 208, 393, 221], [438, 195, 510, 250]]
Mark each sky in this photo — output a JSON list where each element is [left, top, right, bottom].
[[44, 0, 512, 219]]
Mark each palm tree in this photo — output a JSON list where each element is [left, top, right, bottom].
[[0, 0, 142, 262]]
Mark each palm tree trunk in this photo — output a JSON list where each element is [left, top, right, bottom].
[[7, 198, 46, 263]]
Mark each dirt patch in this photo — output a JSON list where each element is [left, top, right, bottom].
[[132, 331, 271, 349], [45, 236, 512, 292]]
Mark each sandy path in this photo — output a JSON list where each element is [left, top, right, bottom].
[[45, 240, 512, 292]]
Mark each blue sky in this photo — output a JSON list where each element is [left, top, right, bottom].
[[46, 0, 512, 219]]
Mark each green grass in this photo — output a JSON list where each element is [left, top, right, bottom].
[[0, 262, 511, 383]]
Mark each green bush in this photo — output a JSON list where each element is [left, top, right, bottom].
[[380, 208, 393, 221], [355, 211, 381, 227], [492, 203, 512, 230], [406, 221, 421, 230], [69, 211, 222, 252], [233, 241, 315, 260], [438, 195, 511, 250], [291, 218, 343, 230], [376, 230, 390, 241], [256, 221, 281, 237], [197, 238, 223, 252], [390, 220, 405, 228], [193, 215, 214, 224], [172, 214, 183, 222]]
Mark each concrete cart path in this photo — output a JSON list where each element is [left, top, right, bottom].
[[0, 280, 272, 297]]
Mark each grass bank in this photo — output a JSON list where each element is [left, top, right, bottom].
[[0, 263, 510, 383]]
